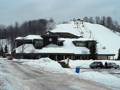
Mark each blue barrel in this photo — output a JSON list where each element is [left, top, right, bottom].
[[75, 67, 80, 73]]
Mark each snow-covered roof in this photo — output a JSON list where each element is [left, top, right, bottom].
[[61, 38, 113, 55], [51, 23, 81, 36], [37, 47, 73, 54], [15, 38, 113, 55], [16, 44, 74, 54], [16, 35, 42, 40], [59, 38, 93, 42], [16, 44, 36, 53], [61, 38, 89, 54]]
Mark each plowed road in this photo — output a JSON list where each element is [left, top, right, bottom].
[[0, 60, 112, 90]]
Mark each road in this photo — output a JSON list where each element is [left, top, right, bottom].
[[0, 59, 112, 90]]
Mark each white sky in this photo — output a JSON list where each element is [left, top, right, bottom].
[[0, 0, 120, 26]]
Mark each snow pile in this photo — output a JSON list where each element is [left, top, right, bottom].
[[23, 58, 65, 73], [69, 60, 93, 68], [80, 71, 120, 90]]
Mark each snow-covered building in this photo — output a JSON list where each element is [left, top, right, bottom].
[[13, 20, 118, 60], [13, 33, 115, 60]]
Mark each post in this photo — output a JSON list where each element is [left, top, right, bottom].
[[71, 55, 73, 60], [63, 55, 65, 60], [79, 56, 81, 60], [47, 55, 49, 58], [67, 58, 70, 68], [39, 55, 41, 59], [55, 55, 57, 61], [113, 56, 114, 60]]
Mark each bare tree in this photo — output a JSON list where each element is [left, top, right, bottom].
[[17, 44, 29, 53], [83, 17, 89, 22], [106, 16, 113, 29], [95, 16, 101, 24], [47, 18, 56, 32], [29, 49, 36, 53], [100, 16, 106, 26], [89, 17, 95, 23]]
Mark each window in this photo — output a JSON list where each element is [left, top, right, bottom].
[[76, 42, 85, 47], [35, 40, 43, 46]]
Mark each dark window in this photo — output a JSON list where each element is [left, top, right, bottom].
[[35, 40, 43, 47], [76, 42, 86, 47]]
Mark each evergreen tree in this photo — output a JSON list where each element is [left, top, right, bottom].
[[117, 49, 120, 60], [89, 41, 98, 60]]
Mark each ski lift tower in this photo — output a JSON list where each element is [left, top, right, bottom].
[[74, 19, 84, 37]]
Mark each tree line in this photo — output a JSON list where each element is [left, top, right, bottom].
[[0, 18, 55, 39], [83, 16, 120, 33], [0, 18, 56, 52]]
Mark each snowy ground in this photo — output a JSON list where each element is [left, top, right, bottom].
[[14, 58, 120, 90], [0, 57, 120, 90]]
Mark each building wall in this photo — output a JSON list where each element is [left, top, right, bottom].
[[42, 36, 58, 47], [98, 56, 108, 60]]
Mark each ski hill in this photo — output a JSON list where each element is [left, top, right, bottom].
[[51, 21, 120, 59]]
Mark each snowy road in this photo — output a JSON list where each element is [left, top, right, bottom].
[[0, 59, 112, 90]]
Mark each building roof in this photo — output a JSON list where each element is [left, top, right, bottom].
[[51, 23, 81, 37], [61, 38, 90, 54], [15, 37, 114, 55], [16, 35, 42, 40], [15, 44, 74, 54], [61, 38, 114, 55]]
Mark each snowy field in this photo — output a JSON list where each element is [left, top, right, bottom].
[[12, 58, 120, 90]]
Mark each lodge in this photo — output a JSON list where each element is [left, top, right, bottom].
[[13, 32, 115, 60]]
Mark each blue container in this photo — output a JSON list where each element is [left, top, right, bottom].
[[75, 67, 80, 73]]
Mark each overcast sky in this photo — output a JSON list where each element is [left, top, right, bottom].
[[0, 0, 120, 26]]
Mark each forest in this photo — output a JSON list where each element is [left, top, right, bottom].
[[83, 16, 120, 33]]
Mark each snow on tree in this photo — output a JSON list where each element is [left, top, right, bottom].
[[47, 18, 56, 31]]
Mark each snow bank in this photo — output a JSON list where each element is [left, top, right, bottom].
[[23, 58, 65, 73], [80, 71, 120, 90]]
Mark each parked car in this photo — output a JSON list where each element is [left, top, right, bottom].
[[106, 62, 119, 69], [90, 61, 104, 69]]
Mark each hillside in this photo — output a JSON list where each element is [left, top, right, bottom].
[[51, 21, 120, 58]]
